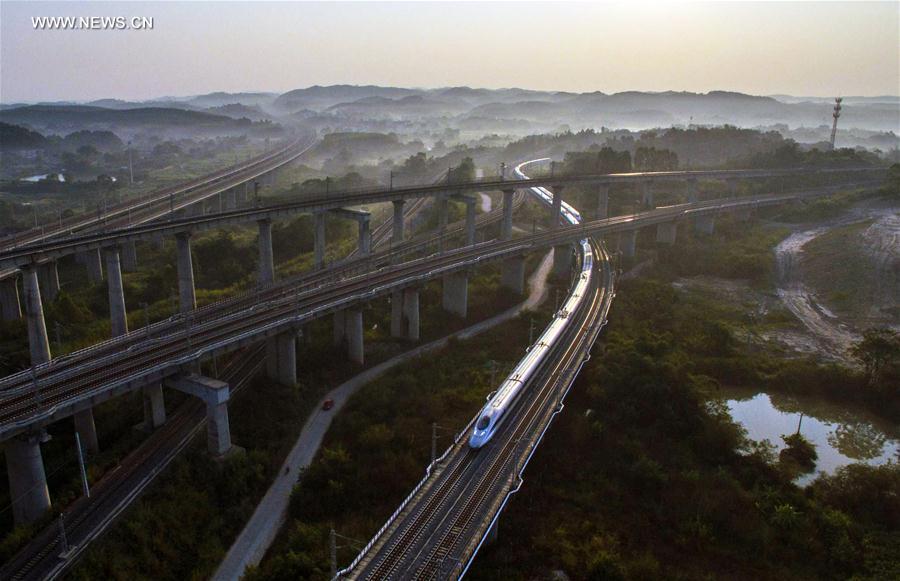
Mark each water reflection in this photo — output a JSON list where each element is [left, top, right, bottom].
[[720, 387, 899, 486]]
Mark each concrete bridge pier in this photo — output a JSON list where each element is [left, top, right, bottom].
[[74, 408, 99, 455], [618, 229, 637, 259], [402, 287, 420, 341], [550, 186, 563, 229], [176, 232, 196, 313], [357, 215, 371, 256], [597, 184, 609, 219], [501, 189, 515, 240], [267, 331, 297, 387], [345, 308, 364, 364], [166, 375, 235, 457], [258, 219, 275, 286], [142, 384, 167, 430], [442, 271, 468, 318], [501, 255, 526, 295], [656, 222, 678, 245], [390, 290, 404, 338], [641, 181, 654, 209], [22, 265, 51, 365], [83, 249, 103, 284], [121, 241, 138, 272], [105, 247, 128, 337], [5, 431, 51, 526], [392, 200, 405, 245], [463, 196, 477, 246], [0, 278, 22, 321], [333, 310, 346, 347], [38, 261, 60, 303], [314, 212, 326, 269], [553, 244, 573, 278], [695, 215, 716, 235], [686, 179, 699, 203]]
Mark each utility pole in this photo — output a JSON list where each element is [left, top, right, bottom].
[[58, 513, 70, 556], [829, 97, 842, 150], [330, 528, 337, 579], [128, 141, 134, 185], [75, 432, 90, 497], [431, 422, 438, 467]]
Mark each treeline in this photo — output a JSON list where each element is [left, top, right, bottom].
[[474, 275, 900, 580]]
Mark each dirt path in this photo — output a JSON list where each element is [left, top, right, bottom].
[[774, 203, 899, 362], [212, 251, 554, 581]]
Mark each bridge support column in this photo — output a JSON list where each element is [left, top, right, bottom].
[[403, 288, 420, 341], [83, 249, 103, 284], [390, 291, 404, 338], [5, 432, 51, 526], [641, 181, 654, 209], [501, 255, 526, 295], [314, 212, 326, 269], [554, 245, 573, 278], [358, 215, 371, 256], [726, 178, 737, 197], [142, 383, 166, 430], [597, 184, 609, 219], [267, 331, 297, 387], [38, 261, 60, 303], [105, 247, 128, 337], [687, 179, 698, 204], [656, 222, 677, 245], [166, 375, 234, 457], [22, 265, 51, 365], [0, 278, 21, 321], [74, 408, 99, 455], [121, 241, 138, 272], [464, 196, 477, 246], [695, 215, 715, 235], [345, 308, 364, 364], [176, 232, 196, 313], [333, 310, 346, 346], [442, 271, 468, 318], [618, 230, 637, 259], [258, 219, 275, 285], [501, 190, 515, 240], [550, 186, 563, 229], [392, 200, 405, 244]]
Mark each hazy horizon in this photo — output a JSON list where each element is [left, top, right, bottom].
[[2, 1, 898, 103]]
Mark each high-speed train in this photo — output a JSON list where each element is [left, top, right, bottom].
[[469, 159, 594, 448]]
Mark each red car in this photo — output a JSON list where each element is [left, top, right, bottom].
[[322, 398, 335, 411]]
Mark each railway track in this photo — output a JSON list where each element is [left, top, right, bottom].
[[0, 134, 315, 254], [0, 345, 265, 581], [0, 185, 867, 442]]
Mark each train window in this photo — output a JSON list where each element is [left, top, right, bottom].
[[476, 416, 490, 430]]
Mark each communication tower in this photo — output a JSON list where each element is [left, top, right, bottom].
[[829, 97, 842, 150]]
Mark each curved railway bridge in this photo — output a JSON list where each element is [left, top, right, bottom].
[[0, 162, 883, 527]]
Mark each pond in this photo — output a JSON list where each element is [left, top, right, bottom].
[[721, 387, 899, 486]]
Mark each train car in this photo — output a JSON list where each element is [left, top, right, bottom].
[[469, 160, 593, 449]]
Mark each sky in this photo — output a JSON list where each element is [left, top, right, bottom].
[[1, 1, 898, 103]]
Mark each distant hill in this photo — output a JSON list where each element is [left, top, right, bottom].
[[0, 105, 252, 134], [206, 103, 273, 121], [274, 85, 421, 112], [0, 122, 49, 150], [186, 92, 277, 108]]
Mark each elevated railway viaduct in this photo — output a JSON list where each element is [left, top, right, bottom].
[[0, 165, 885, 525]]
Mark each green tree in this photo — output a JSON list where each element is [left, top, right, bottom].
[[850, 328, 900, 390]]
